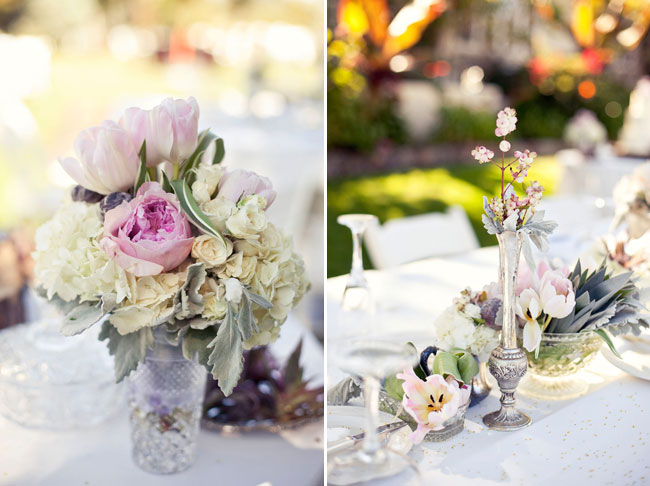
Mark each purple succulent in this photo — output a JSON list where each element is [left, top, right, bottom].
[[481, 298, 503, 330]]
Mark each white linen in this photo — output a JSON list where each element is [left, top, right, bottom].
[[327, 248, 650, 485], [0, 315, 324, 486]]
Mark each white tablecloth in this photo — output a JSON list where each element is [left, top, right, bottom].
[[0, 316, 324, 486], [327, 248, 650, 485]]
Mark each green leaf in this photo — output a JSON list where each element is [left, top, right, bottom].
[[182, 327, 218, 368], [99, 323, 155, 382], [213, 137, 225, 164], [60, 301, 104, 336], [457, 351, 479, 384], [237, 291, 258, 341], [179, 130, 225, 184], [170, 179, 226, 245], [207, 305, 243, 396], [160, 168, 173, 193], [133, 141, 148, 193], [384, 374, 405, 401], [595, 329, 621, 359], [432, 350, 463, 383], [283, 338, 304, 385]]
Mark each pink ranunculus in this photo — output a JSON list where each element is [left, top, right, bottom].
[[217, 168, 276, 209], [101, 182, 194, 276], [396, 367, 463, 444], [120, 97, 199, 167], [59, 120, 140, 195]]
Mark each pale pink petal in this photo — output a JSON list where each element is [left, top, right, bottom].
[[410, 424, 430, 444]]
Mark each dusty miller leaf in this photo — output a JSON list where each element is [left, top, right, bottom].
[[244, 287, 273, 310], [182, 327, 218, 369], [60, 301, 104, 336], [237, 291, 258, 341], [173, 263, 206, 320], [207, 304, 243, 396], [98, 322, 155, 382]]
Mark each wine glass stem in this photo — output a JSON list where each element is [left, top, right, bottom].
[[361, 374, 381, 458], [349, 229, 365, 287]]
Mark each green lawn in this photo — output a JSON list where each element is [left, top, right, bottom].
[[327, 156, 561, 277]]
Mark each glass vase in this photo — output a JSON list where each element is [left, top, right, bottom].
[[518, 332, 602, 400], [127, 330, 207, 474]]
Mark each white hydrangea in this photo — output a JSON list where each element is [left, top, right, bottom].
[[433, 306, 476, 351], [198, 221, 309, 348], [468, 325, 500, 362], [432, 305, 500, 363], [33, 199, 130, 303], [109, 270, 185, 334]]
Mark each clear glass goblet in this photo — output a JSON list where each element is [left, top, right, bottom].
[[337, 214, 378, 326], [328, 337, 420, 485]]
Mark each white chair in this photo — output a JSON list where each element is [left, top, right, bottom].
[[364, 205, 479, 269]]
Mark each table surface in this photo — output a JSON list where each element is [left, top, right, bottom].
[[327, 246, 650, 486], [0, 315, 324, 486]]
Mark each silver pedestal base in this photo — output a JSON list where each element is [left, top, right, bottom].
[[483, 409, 531, 431], [482, 346, 532, 431]]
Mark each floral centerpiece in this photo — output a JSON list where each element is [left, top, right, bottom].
[[612, 162, 650, 239], [450, 258, 650, 399], [32, 97, 309, 473], [520, 259, 649, 399], [383, 347, 477, 443], [563, 109, 607, 156], [590, 233, 650, 307]]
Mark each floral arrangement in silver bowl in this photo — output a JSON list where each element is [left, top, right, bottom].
[[382, 346, 477, 443]]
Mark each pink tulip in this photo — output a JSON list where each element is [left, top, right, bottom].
[[539, 271, 575, 319], [120, 97, 199, 167], [101, 182, 194, 276], [59, 121, 140, 195], [396, 367, 465, 444], [217, 169, 276, 209]]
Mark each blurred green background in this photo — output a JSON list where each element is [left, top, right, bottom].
[[327, 0, 650, 276]]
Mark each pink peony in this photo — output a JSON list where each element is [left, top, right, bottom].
[[59, 121, 140, 195], [120, 97, 199, 167], [101, 182, 194, 276], [217, 169, 276, 209]]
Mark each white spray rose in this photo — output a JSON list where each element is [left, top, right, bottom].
[[200, 196, 236, 233], [191, 164, 223, 204], [226, 195, 268, 239], [191, 234, 233, 267]]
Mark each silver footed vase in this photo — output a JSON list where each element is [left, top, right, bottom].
[[483, 230, 532, 430]]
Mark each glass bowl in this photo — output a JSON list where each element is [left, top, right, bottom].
[[518, 332, 602, 400], [0, 320, 125, 428]]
